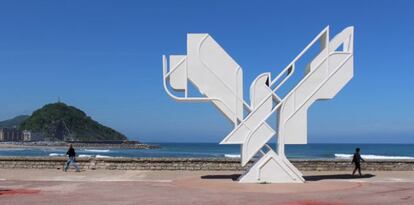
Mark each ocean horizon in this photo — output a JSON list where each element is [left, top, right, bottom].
[[1, 143, 414, 160]]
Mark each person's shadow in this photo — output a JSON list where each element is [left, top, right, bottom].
[[304, 174, 375, 181]]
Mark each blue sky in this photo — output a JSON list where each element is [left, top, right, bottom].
[[0, 0, 413, 143]]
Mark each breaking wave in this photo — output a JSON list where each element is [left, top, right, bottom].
[[95, 155, 113, 158], [49, 153, 114, 158], [78, 154, 93, 158], [224, 154, 241, 158], [49, 153, 65, 157], [335, 154, 414, 160], [84, 149, 110, 153]]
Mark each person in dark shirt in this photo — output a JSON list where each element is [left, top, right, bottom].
[[64, 144, 80, 172], [352, 147, 365, 176]]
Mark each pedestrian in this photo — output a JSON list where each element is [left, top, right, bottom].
[[64, 144, 80, 172], [352, 147, 365, 176]]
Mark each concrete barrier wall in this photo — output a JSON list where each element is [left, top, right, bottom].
[[0, 157, 413, 171]]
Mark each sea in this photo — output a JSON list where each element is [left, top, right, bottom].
[[1, 143, 414, 160]]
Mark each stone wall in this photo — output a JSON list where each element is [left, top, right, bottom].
[[0, 157, 413, 171]]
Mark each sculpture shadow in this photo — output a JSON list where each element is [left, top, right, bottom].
[[304, 174, 375, 181], [201, 174, 241, 181]]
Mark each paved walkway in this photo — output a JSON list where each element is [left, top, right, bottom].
[[1, 169, 413, 204]]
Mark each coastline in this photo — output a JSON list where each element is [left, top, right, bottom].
[[2, 143, 414, 160], [0, 142, 160, 149]]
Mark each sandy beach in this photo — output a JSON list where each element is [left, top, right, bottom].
[[0, 169, 413, 205]]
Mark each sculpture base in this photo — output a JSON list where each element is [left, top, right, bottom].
[[238, 151, 305, 183]]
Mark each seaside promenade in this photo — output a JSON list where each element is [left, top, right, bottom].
[[1, 169, 413, 205]]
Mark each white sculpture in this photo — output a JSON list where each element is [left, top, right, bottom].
[[162, 26, 354, 183]]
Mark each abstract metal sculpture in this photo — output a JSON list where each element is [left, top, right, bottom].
[[162, 26, 354, 183]]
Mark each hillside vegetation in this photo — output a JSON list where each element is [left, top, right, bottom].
[[19, 103, 127, 141], [0, 115, 30, 128]]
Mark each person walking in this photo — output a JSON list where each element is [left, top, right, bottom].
[[352, 147, 365, 176], [64, 144, 80, 172]]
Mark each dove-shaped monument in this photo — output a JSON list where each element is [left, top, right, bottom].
[[162, 26, 354, 183]]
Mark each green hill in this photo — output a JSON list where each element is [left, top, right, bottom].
[[0, 115, 30, 128], [19, 102, 127, 141]]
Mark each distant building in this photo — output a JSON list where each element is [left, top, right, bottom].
[[0, 128, 23, 142], [22, 130, 44, 142]]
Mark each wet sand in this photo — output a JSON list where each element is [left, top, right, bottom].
[[0, 169, 413, 204]]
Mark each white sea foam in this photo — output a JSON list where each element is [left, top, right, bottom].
[[49, 153, 65, 157], [95, 155, 112, 158], [335, 153, 414, 160], [3, 148, 25, 151], [84, 149, 110, 153], [78, 154, 93, 158], [224, 154, 241, 158]]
